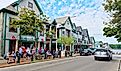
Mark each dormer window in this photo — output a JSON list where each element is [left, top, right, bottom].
[[28, 2, 33, 9]]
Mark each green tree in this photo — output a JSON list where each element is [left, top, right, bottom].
[[109, 44, 121, 49], [10, 8, 49, 46], [10, 8, 49, 35], [57, 36, 74, 50], [103, 0, 121, 42]]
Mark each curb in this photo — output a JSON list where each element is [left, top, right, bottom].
[[0, 56, 80, 68]]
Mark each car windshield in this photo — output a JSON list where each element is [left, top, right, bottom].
[[96, 49, 107, 52], [90, 48, 96, 50]]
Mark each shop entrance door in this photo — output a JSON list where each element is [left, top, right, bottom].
[[9, 40, 16, 53]]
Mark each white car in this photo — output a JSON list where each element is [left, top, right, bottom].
[[94, 48, 112, 61]]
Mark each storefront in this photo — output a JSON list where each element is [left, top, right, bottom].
[[20, 35, 35, 49], [51, 39, 57, 51], [5, 32, 19, 53], [38, 36, 45, 49]]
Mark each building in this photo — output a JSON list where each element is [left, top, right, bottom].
[[81, 29, 90, 48], [0, 0, 45, 56], [95, 41, 103, 48], [89, 37, 95, 48], [45, 20, 58, 51], [56, 16, 77, 56], [71, 23, 78, 52], [75, 26, 83, 51]]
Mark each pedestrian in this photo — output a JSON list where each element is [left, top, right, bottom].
[[44, 47, 47, 59], [46, 50, 52, 59], [16, 50, 21, 64], [58, 49, 61, 58], [11, 51, 16, 63], [19, 46, 23, 58], [26, 47, 31, 60], [52, 50, 56, 59], [38, 47, 41, 54], [31, 47, 36, 61]]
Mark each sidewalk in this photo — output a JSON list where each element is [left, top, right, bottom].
[[0, 54, 80, 68]]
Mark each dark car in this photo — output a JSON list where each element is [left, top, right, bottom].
[[79, 45, 92, 56], [88, 48, 97, 55]]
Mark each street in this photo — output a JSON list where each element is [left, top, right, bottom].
[[0, 56, 119, 71]]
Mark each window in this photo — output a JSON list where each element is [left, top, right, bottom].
[[62, 31, 64, 34], [28, 2, 33, 9], [40, 31, 44, 36], [79, 32, 82, 35], [9, 17, 17, 32]]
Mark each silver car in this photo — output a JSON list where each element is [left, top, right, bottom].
[[94, 48, 112, 61]]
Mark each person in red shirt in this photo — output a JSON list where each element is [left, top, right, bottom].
[[22, 46, 26, 59]]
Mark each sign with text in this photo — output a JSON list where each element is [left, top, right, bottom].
[[21, 35, 35, 41]]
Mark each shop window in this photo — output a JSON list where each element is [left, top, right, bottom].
[[9, 17, 17, 33], [28, 2, 33, 9]]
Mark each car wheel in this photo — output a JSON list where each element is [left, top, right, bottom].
[[110, 57, 112, 60], [94, 57, 98, 60], [107, 57, 111, 61]]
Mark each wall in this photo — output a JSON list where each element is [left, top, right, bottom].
[[18, 0, 40, 15], [0, 12, 3, 55]]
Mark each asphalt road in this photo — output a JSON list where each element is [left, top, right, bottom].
[[0, 56, 119, 71]]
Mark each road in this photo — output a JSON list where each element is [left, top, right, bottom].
[[0, 56, 119, 71]]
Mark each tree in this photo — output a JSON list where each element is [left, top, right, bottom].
[[57, 36, 74, 50], [103, 0, 121, 42], [109, 44, 121, 49], [10, 8, 49, 46], [10, 8, 49, 35]]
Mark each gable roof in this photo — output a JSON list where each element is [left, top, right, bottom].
[[55, 16, 68, 24], [0, 0, 43, 14], [5, 5, 17, 13], [89, 37, 95, 43], [82, 29, 88, 36], [77, 26, 83, 32]]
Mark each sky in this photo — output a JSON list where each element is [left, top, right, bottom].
[[0, 0, 17, 10], [37, 0, 120, 44], [0, 0, 119, 44]]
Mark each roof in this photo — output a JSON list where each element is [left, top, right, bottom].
[[55, 16, 69, 24], [5, 5, 17, 13], [82, 29, 88, 36], [77, 26, 82, 30], [0, 0, 43, 14], [89, 37, 95, 43], [0, 0, 17, 11]]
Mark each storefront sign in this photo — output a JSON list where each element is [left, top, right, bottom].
[[6, 32, 19, 40], [21, 35, 35, 41]]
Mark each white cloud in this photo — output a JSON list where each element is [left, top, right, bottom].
[[71, 8, 119, 44]]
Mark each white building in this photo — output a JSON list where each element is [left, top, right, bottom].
[[0, 0, 45, 56]]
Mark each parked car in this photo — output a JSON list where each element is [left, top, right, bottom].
[[80, 48, 89, 56], [94, 48, 112, 61], [87, 48, 97, 55]]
